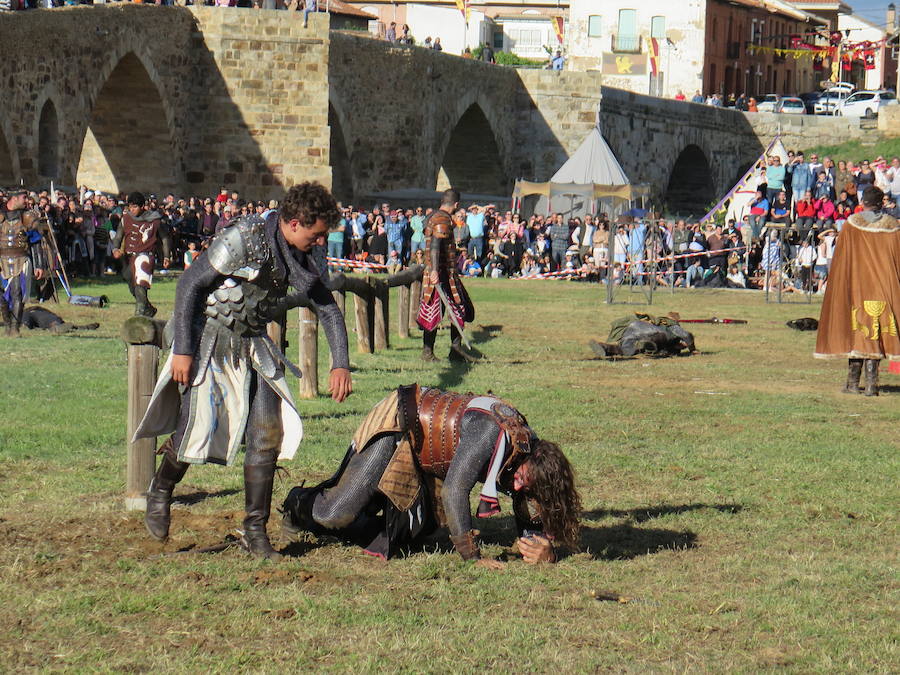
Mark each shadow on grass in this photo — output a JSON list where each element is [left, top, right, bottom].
[[583, 503, 743, 523], [173, 488, 241, 506], [581, 522, 697, 560]]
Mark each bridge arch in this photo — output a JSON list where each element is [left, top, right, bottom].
[[0, 118, 19, 185], [76, 51, 178, 193], [665, 144, 714, 216], [37, 98, 60, 181], [435, 99, 508, 197], [328, 99, 354, 204]]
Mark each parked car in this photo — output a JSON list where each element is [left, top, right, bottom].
[[756, 94, 780, 112], [775, 97, 807, 114], [834, 90, 898, 118], [814, 89, 852, 115], [799, 91, 821, 114]]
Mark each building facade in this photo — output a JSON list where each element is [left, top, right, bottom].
[[567, 0, 827, 99]]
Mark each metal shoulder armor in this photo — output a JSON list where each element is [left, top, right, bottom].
[[205, 215, 270, 279]]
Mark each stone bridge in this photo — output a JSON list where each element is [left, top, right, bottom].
[[0, 5, 869, 212]]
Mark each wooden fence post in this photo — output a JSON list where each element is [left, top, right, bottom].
[[298, 307, 319, 399], [409, 279, 422, 332], [353, 290, 373, 353], [397, 284, 410, 338], [373, 279, 389, 351], [121, 317, 164, 512], [332, 289, 345, 317]]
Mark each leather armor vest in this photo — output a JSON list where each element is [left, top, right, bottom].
[[0, 210, 28, 258], [121, 213, 159, 255], [203, 216, 286, 336]]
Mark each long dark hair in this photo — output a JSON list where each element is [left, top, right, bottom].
[[527, 440, 582, 550]]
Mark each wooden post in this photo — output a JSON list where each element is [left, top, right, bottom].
[[121, 316, 165, 512], [298, 307, 319, 399], [397, 284, 410, 338], [332, 289, 345, 316], [353, 290, 372, 353], [409, 279, 422, 332], [373, 280, 389, 351]]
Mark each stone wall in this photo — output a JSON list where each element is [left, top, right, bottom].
[[878, 106, 900, 137]]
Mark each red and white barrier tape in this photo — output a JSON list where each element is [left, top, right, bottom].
[[326, 256, 389, 271]]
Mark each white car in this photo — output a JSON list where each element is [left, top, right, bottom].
[[775, 97, 806, 114], [756, 94, 780, 112], [834, 90, 898, 118], [814, 89, 852, 115]]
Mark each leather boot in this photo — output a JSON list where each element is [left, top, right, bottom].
[[242, 462, 282, 560], [448, 336, 478, 363], [588, 340, 621, 358], [422, 346, 438, 362], [144, 453, 190, 541], [864, 359, 880, 397], [842, 359, 863, 394], [134, 285, 157, 317]]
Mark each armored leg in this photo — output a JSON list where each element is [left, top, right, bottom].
[[0, 293, 12, 336], [6, 274, 24, 337], [241, 378, 283, 559], [144, 438, 190, 541], [588, 340, 622, 358], [863, 359, 880, 397], [843, 358, 863, 394]]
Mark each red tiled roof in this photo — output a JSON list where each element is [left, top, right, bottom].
[[323, 0, 376, 20]]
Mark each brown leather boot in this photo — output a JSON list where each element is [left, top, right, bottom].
[[864, 359, 880, 397], [144, 453, 190, 541], [842, 359, 863, 394], [242, 463, 282, 560]]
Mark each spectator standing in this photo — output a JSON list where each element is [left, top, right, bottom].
[[398, 24, 413, 46], [674, 90, 686, 101], [766, 155, 786, 205], [550, 50, 565, 70], [548, 213, 569, 271], [385, 21, 397, 43], [465, 204, 489, 262], [327, 217, 345, 269], [481, 41, 495, 64], [433, 37, 443, 51], [691, 90, 704, 103], [409, 206, 426, 257], [302, 0, 317, 28], [788, 152, 813, 206], [887, 157, 900, 202]]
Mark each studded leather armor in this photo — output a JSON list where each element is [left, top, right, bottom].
[[0, 209, 46, 279]]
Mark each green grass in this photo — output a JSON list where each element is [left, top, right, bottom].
[[805, 136, 900, 163], [0, 276, 897, 671]]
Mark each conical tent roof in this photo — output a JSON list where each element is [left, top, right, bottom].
[[549, 125, 629, 186]]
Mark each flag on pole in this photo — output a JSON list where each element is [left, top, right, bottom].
[[551, 16, 564, 44], [455, 0, 470, 23], [649, 37, 660, 76]]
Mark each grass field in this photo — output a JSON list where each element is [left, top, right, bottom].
[[805, 136, 900, 164], [0, 276, 897, 671]]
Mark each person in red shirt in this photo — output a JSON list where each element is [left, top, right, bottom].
[[794, 190, 817, 239]]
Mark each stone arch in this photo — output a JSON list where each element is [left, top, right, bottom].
[[76, 51, 178, 193], [37, 99, 60, 180], [665, 144, 714, 215], [436, 100, 508, 196], [328, 101, 354, 204], [0, 119, 20, 186]]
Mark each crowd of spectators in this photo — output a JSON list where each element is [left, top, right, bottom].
[[3, 150, 896, 297]]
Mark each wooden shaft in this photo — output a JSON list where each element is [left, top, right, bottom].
[[397, 285, 410, 338], [409, 279, 422, 332], [353, 291, 372, 353], [125, 343, 160, 511], [298, 307, 319, 399], [374, 283, 389, 350]]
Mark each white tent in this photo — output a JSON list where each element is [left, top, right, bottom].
[[514, 125, 645, 218]]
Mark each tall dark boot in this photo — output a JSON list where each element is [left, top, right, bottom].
[[422, 329, 438, 362], [1, 302, 13, 337], [864, 359, 880, 397], [133, 285, 157, 317], [448, 327, 477, 363], [144, 452, 190, 541], [843, 359, 863, 394], [242, 462, 282, 560]]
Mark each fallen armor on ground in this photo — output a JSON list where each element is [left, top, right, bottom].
[[589, 312, 696, 358]]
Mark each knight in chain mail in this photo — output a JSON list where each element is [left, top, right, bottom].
[[1, 189, 51, 337], [134, 183, 353, 559], [282, 384, 581, 569]]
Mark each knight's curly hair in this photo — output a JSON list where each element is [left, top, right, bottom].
[[281, 182, 339, 228], [527, 439, 582, 550]]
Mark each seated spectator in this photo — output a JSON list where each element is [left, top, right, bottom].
[[748, 190, 769, 240], [768, 191, 791, 228], [463, 255, 481, 277], [814, 196, 835, 230], [386, 250, 402, 274], [684, 259, 704, 288], [794, 190, 816, 237], [725, 264, 746, 288]]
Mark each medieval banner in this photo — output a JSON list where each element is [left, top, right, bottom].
[[601, 52, 648, 76]]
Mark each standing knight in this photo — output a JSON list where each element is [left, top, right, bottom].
[[112, 192, 171, 317], [1, 189, 51, 337], [134, 182, 352, 559], [416, 188, 476, 362]]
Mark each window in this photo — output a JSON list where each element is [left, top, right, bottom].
[[617, 9, 637, 37], [651, 16, 665, 39], [508, 29, 542, 49], [588, 15, 603, 37], [493, 31, 504, 50]]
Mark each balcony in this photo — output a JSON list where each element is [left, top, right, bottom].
[[727, 41, 742, 59], [612, 34, 642, 54]]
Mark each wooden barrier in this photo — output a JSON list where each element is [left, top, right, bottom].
[[121, 316, 166, 512], [298, 307, 318, 399]]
